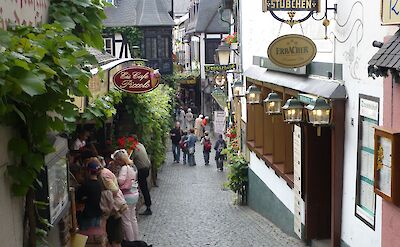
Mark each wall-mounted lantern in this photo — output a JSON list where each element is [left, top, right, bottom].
[[215, 43, 231, 65], [246, 85, 261, 104], [282, 97, 304, 123], [264, 91, 282, 115], [306, 97, 332, 136], [232, 80, 244, 97]]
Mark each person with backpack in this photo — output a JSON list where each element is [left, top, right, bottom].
[[200, 131, 212, 166], [185, 128, 197, 166], [214, 134, 227, 171], [180, 131, 189, 165]]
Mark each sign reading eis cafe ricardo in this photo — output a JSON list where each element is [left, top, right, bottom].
[[113, 66, 161, 94], [267, 34, 317, 68]]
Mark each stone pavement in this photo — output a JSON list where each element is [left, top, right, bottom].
[[138, 142, 305, 247]]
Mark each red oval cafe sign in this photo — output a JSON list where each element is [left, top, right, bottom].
[[113, 66, 161, 94]]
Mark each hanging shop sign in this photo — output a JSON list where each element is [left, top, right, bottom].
[[381, 0, 400, 25], [267, 34, 317, 68], [205, 64, 236, 73], [262, 0, 319, 27], [211, 88, 228, 110], [113, 66, 161, 94]]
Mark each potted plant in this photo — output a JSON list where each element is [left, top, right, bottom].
[[224, 32, 238, 50], [222, 138, 248, 205]]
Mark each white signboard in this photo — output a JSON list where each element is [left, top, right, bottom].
[[293, 125, 303, 238], [0, 0, 50, 30], [360, 98, 379, 121], [213, 111, 226, 135]]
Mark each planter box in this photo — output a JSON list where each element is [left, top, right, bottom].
[[230, 43, 238, 50]]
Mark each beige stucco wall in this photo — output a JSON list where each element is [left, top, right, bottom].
[[0, 126, 24, 246]]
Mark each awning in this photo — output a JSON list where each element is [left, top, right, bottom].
[[243, 66, 347, 100]]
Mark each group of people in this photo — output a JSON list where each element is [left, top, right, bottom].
[[175, 107, 209, 135], [70, 131, 153, 247], [170, 121, 226, 171]]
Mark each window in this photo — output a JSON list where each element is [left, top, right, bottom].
[[104, 38, 113, 55], [145, 37, 157, 59], [158, 36, 170, 59], [205, 38, 221, 64]]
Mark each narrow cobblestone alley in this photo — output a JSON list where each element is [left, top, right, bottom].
[[138, 142, 305, 247]]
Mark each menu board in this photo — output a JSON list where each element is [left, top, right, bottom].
[[355, 95, 379, 228]]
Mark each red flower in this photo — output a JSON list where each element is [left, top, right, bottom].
[[118, 137, 126, 148]]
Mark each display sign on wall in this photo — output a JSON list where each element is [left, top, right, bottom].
[[205, 64, 236, 72], [381, 0, 400, 25], [355, 95, 379, 229], [262, 0, 319, 27], [113, 66, 161, 94], [267, 34, 317, 68]]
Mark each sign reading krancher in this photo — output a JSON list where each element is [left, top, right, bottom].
[[267, 34, 317, 68], [262, 0, 319, 27], [113, 66, 161, 94], [381, 0, 400, 25]]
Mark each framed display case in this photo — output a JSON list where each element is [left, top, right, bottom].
[[374, 127, 400, 205], [37, 135, 70, 225]]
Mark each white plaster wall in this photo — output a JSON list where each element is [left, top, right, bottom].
[[240, 0, 393, 245], [200, 33, 206, 79], [0, 126, 24, 246], [336, 0, 390, 245], [249, 152, 295, 213], [112, 33, 132, 58]]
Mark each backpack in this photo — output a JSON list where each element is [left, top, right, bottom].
[[203, 139, 212, 152], [179, 137, 187, 150]]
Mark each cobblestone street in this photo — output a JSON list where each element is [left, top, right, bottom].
[[138, 142, 305, 247]]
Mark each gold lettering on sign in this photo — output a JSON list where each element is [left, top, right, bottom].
[[266, 0, 315, 10]]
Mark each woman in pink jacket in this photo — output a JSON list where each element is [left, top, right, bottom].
[[111, 149, 140, 242]]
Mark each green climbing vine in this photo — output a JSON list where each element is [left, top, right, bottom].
[[103, 26, 143, 56], [0, 0, 108, 245]]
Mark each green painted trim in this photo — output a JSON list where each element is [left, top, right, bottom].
[[341, 240, 351, 247], [361, 147, 374, 154], [247, 169, 298, 238], [360, 176, 374, 185]]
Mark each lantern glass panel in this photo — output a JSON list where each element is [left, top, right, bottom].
[[283, 108, 303, 123], [233, 87, 241, 97], [247, 93, 261, 104], [265, 100, 282, 114], [308, 109, 331, 125]]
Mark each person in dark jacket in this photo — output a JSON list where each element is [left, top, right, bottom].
[[170, 122, 183, 163], [214, 134, 226, 171], [77, 161, 102, 230]]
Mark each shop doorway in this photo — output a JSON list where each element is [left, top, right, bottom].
[[304, 125, 332, 241]]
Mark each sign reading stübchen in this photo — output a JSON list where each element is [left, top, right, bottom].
[[267, 34, 317, 68], [265, 0, 319, 11], [113, 66, 161, 94]]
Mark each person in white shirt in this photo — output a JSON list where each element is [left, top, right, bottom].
[[73, 130, 89, 151]]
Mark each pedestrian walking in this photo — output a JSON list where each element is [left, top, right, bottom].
[[214, 134, 227, 171], [185, 108, 194, 129], [194, 114, 204, 139], [178, 107, 186, 127], [73, 129, 90, 151], [131, 140, 153, 216], [170, 122, 183, 163], [200, 131, 212, 166], [113, 150, 140, 242], [180, 131, 189, 165], [185, 128, 197, 166]]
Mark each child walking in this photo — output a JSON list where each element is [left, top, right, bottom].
[[180, 131, 189, 165]]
